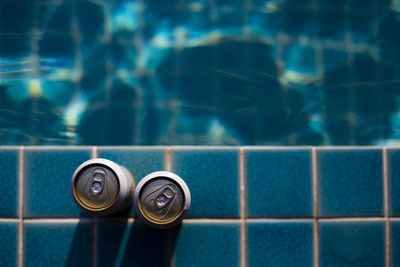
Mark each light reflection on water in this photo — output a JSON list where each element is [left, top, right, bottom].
[[0, 0, 399, 145]]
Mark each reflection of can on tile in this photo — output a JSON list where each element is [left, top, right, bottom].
[[134, 171, 191, 228], [71, 158, 135, 215]]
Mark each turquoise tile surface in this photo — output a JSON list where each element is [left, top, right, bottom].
[[98, 221, 168, 266], [319, 221, 385, 267], [24, 148, 91, 217], [388, 149, 400, 215], [317, 149, 383, 217], [0, 222, 18, 267], [392, 221, 400, 267], [246, 149, 313, 217], [24, 222, 92, 267], [172, 149, 240, 217], [247, 221, 313, 267], [0, 146, 395, 266], [98, 148, 165, 181], [173, 223, 240, 267], [0, 148, 19, 217]]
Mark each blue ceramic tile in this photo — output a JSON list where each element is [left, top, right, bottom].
[[24, 222, 92, 267], [98, 221, 168, 267], [392, 221, 400, 267], [38, 33, 75, 57], [98, 148, 165, 181], [172, 149, 239, 217], [0, 222, 18, 267], [216, 0, 245, 7], [318, 10, 345, 39], [76, 1, 105, 38], [319, 221, 385, 267], [317, 149, 383, 217], [247, 221, 313, 267], [36, 1, 71, 34], [388, 149, 400, 215], [0, 35, 31, 58], [173, 223, 240, 267], [0, 149, 18, 217], [1, 2, 34, 33], [246, 149, 313, 217], [24, 148, 91, 217]]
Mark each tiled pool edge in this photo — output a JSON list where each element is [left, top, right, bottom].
[[0, 146, 399, 267]]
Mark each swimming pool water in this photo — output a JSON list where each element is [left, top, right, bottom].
[[0, 0, 399, 145]]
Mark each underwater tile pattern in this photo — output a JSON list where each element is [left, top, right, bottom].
[[317, 149, 383, 217], [1, 0, 400, 147], [0, 146, 398, 266]]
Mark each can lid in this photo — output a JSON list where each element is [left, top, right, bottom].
[[135, 171, 191, 228], [73, 164, 120, 211]]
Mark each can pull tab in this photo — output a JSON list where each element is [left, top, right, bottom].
[[90, 168, 106, 194], [155, 186, 176, 209]]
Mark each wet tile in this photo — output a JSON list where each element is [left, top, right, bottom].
[[246, 149, 313, 217], [98, 221, 168, 267], [216, 0, 245, 8], [0, 222, 18, 267], [76, 1, 105, 39], [247, 221, 313, 267], [172, 149, 240, 217], [317, 149, 383, 217], [24, 222, 92, 267], [38, 33, 75, 58], [1, 1, 34, 33], [319, 221, 385, 267], [0, 148, 19, 217], [318, 10, 345, 39], [0, 35, 31, 58], [24, 148, 91, 217], [173, 223, 240, 267]]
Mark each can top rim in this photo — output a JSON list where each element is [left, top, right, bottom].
[[71, 158, 129, 213], [134, 171, 191, 228], [72, 163, 120, 212]]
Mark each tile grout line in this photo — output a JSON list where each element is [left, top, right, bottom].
[[91, 147, 98, 267], [18, 146, 24, 267], [166, 147, 172, 172], [240, 148, 247, 267], [5, 217, 398, 223], [318, 217, 387, 222], [312, 148, 320, 267], [383, 148, 390, 267]]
